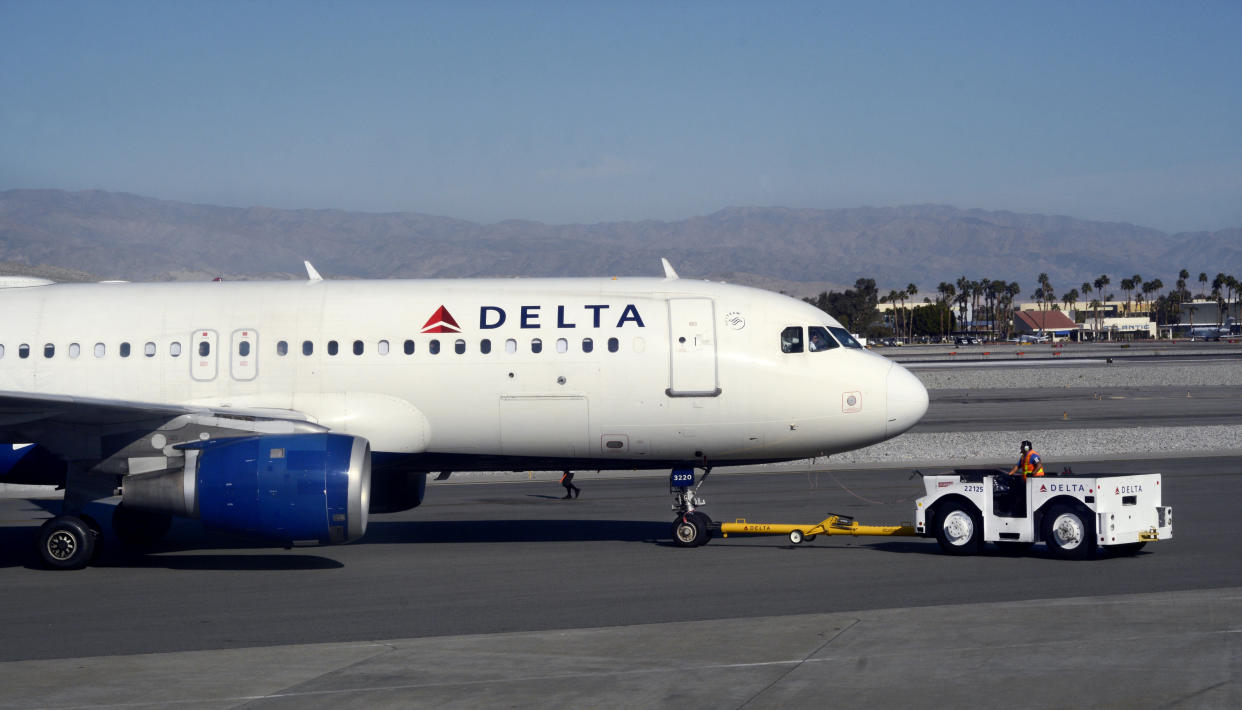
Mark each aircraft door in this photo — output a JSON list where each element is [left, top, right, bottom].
[[667, 298, 720, 396], [191, 330, 218, 382], [230, 329, 258, 381]]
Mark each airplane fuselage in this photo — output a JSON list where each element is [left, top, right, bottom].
[[0, 276, 927, 470]]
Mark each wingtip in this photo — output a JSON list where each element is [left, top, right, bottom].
[[661, 258, 679, 279], [304, 261, 323, 281]]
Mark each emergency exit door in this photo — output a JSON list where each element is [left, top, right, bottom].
[[667, 298, 720, 397]]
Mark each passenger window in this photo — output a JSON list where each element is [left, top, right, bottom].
[[276, 341, 287, 356], [120, 342, 132, 358], [69, 343, 81, 358], [0, 344, 6, 358], [429, 339, 441, 355], [198, 341, 210, 357], [582, 337, 593, 353], [505, 338, 517, 354], [238, 341, 250, 357], [145, 342, 157, 357], [608, 337, 619, 353], [556, 338, 568, 353], [353, 340, 363, 356], [531, 338, 543, 354], [170, 342, 182, 357], [328, 340, 339, 356], [480, 339, 492, 354], [94, 343, 106, 358], [780, 327, 803, 353], [403, 339, 415, 355], [808, 326, 839, 352], [44, 343, 55, 358], [455, 339, 466, 354], [378, 340, 390, 356], [19, 344, 30, 359], [302, 340, 313, 356]]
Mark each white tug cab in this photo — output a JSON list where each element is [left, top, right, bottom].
[[916, 469, 1173, 558]]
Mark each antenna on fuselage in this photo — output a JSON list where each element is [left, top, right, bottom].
[[661, 258, 679, 280], [304, 261, 323, 282]]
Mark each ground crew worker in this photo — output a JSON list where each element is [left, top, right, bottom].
[[560, 470, 580, 499], [1007, 440, 1045, 478]]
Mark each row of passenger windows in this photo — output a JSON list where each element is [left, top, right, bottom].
[[285, 337, 621, 356], [0, 337, 624, 360], [0, 342, 174, 359], [780, 325, 864, 353]]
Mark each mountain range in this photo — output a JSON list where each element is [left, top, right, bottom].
[[2, 189, 1238, 297]]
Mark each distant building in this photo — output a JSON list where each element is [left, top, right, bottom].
[[1177, 299, 1240, 327], [1013, 310, 1080, 341]]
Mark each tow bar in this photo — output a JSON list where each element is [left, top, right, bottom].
[[715, 514, 916, 545]]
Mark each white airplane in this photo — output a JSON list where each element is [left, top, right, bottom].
[[1187, 319, 1236, 341], [0, 261, 928, 568]]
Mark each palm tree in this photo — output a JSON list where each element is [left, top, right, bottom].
[[937, 282, 956, 337], [955, 276, 971, 335], [1063, 288, 1079, 314], [1120, 278, 1135, 316], [1093, 274, 1110, 338], [1005, 281, 1022, 339], [906, 283, 918, 340], [1199, 272, 1208, 299]]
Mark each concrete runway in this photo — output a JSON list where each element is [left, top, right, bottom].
[[1, 457, 1239, 708]]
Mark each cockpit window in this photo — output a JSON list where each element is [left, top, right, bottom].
[[808, 326, 839, 352], [828, 327, 864, 349], [780, 326, 804, 353]]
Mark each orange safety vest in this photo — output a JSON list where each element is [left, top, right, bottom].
[[1019, 450, 1045, 477]]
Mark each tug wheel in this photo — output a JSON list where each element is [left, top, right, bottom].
[[1042, 504, 1097, 560], [934, 501, 982, 555]]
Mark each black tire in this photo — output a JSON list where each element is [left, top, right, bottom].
[[672, 513, 707, 547], [1109, 542, 1147, 556], [38, 515, 97, 570], [689, 511, 712, 543], [994, 541, 1034, 555], [78, 513, 105, 562], [934, 501, 982, 555], [1042, 504, 1097, 560], [113, 503, 172, 549]]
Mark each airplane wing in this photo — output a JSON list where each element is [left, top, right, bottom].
[[0, 390, 319, 433], [0, 389, 327, 477]]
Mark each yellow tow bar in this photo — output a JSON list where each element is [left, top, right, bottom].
[[717, 514, 916, 545]]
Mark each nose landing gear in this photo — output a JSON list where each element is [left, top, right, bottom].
[[670, 467, 713, 547]]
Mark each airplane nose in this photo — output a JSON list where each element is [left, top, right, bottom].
[[885, 364, 929, 438]]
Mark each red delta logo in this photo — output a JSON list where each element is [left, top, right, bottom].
[[1039, 484, 1047, 492], [421, 306, 461, 334]]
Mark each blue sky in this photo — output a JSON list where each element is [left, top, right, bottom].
[[2, 1, 1239, 231]]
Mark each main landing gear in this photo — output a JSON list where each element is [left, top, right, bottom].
[[670, 467, 713, 547], [38, 514, 101, 570]]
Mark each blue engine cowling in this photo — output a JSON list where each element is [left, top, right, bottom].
[[178, 433, 371, 544]]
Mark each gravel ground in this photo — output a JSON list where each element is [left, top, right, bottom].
[[913, 360, 1242, 390]]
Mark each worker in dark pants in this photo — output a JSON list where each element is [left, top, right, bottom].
[[560, 470, 580, 499]]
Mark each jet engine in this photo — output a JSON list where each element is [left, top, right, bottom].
[[121, 433, 370, 544]]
